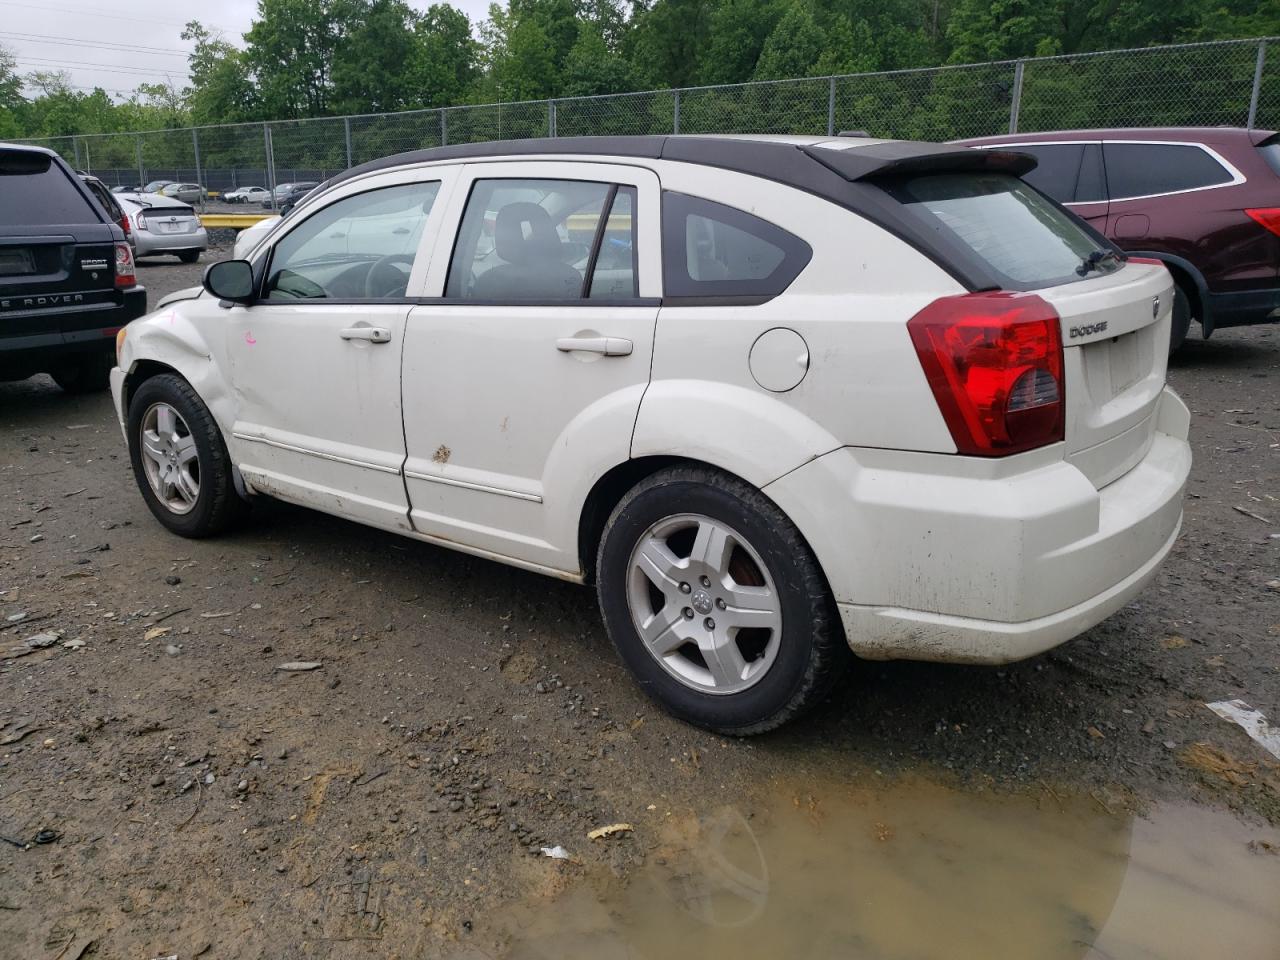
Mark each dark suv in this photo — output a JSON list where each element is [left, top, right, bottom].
[[1, 144, 146, 392], [953, 127, 1280, 350]]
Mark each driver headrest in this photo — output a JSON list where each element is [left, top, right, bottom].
[[494, 202, 564, 265]]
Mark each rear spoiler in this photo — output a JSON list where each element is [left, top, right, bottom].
[[802, 141, 1038, 181]]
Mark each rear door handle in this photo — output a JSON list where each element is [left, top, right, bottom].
[[340, 326, 392, 343], [556, 336, 633, 357]]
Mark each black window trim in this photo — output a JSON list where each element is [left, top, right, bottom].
[[660, 190, 813, 305], [255, 179, 442, 304]]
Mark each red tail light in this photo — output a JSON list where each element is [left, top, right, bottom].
[[908, 291, 1065, 456], [114, 241, 136, 288], [1245, 208, 1280, 237], [118, 214, 131, 237]]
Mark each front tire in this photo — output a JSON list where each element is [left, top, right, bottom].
[[596, 466, 847, 735], [127, 374, 246, 537]]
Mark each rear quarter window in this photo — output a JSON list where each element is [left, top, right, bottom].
[[1103, 142, 1235, 200], [884, 172, 1112, 290], [0, 150, 100, 227], [661, 192, 812, 302]]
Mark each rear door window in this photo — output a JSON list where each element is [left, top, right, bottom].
[[1012, 144, 1084, 202], [885, 172, 1112, 290], [661, 192, 811, 301], [1075, 144, 1107, 203], [1103, 142, 1234, 200], [445, 178, 614, 301], [0, 150, 99, 226]]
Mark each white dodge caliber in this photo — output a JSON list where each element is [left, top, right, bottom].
[[111, 135, 1191, 734]]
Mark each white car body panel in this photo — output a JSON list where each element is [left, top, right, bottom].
[[232, 216, 282, 259], [112, 138, 1191, 666]]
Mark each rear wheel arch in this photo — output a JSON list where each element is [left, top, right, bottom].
[[1127, 251, 1210, 335], [579, 455, 814, 586]]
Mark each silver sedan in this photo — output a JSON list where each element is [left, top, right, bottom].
[[118, 194, 208, 263]]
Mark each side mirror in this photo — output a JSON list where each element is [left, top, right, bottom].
[[203, 259, 255, 305]]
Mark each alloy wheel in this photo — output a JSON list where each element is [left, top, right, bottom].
[[625, 513, 782, 695], [139, 402, 200, 515]]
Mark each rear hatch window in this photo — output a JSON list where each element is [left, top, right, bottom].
[[0, 150, 100, 226], [148, 204, 196, 218], [883, 172, 1116, 290]]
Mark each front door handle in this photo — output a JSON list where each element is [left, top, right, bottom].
[[340, 326, 392, 343], [555, 336, 633, 357]]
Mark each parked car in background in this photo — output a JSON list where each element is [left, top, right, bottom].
[[78, 172, 134, 250], [262, 181, 318, 210], [278, 182, 320, 215], [1, 142, 144, 392], [112, 184, 143, 194], [231, 215, 282, 259], [143, 179, 174, 194], [117, 194, 208, 263], [112, 135, 1190, 734], [158, 182, 206, 204], [954, 127, 1280, 350], [224, 186, 270, 205]]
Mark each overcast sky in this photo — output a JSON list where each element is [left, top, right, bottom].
[[1, 0, 495, 99]]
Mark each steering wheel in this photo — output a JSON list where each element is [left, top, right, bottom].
[[364, 254, 416, 298]]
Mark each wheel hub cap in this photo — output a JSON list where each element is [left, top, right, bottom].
[[139, 402, 200, 516], [625, 513, 782, 696]]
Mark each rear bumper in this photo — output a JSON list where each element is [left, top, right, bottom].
[[0, 286, 145, 376], [1206, 286, 1280, 330], [135, 229, 208, 256], [766, 386, 1191, 664]]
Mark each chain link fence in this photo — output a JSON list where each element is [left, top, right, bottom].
[[18, 37, 1277, 201]]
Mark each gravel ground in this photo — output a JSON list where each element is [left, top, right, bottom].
[[1, 255, 1277, 958]]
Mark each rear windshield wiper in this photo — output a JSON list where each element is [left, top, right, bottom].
[[1076, 249, 1120, 276]]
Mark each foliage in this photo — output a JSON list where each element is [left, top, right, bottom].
[[0, 0, 1277, 171]]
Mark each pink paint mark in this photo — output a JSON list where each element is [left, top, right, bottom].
[[244, 331, 257, 345]]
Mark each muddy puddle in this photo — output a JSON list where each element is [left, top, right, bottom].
[[476, 778, 1280, 960]]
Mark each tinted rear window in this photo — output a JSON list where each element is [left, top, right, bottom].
[[0, 150, 99, 226], [1104, 143, 1234, 200], [661, 192, 812, 301], [887, 172, 1112, 290], [1014, 144, 1084, 202]]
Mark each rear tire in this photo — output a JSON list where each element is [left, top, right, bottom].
[[1169, 285, 1192, 354], [127, 373, 246, 538], [596, 465, 848, 735], [50, 350, 113, 394], [178, 250, 200, 264]]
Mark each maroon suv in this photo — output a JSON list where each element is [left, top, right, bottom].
[[953, 127, 1280, 350]]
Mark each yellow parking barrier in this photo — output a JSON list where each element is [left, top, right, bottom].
[[198, 213, 276, 230]]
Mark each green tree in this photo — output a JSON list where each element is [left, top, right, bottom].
[[752, 2, 826, 80], [183, 22, 257, 124], [331, 0, 423, 113], [479, 2, 561, 101], [244, 0, 346, 117], [697, 0, 783, 84], [561, 20, 634, 96], [625, 0, 717, 88], [408, 4, 478, 108]]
